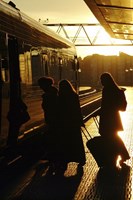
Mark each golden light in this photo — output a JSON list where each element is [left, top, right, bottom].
[[118, 111, 129, 140], [116, 155, 122, 169], [117, 110, 129, 168]]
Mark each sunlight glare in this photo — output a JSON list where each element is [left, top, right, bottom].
[[116, 155, 122, 169], [118, 111, 128, 140], [117, 111, 129, 169]]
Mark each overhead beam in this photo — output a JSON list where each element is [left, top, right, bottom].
[[45, 23, 133, 46]]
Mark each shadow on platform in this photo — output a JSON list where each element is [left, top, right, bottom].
[[84, 163, 132, 200], [13, 161, 83, 200]]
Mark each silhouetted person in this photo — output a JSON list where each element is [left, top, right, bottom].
[[38, 76, 58, 130], [95, 72, 130, 168], [38, 76, 58, 171], [57, 79, 86, 170]]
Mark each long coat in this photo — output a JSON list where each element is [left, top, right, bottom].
[[99, 87, 130, 162], [99, 87, 124, 136], [57, 92, 86, 164]]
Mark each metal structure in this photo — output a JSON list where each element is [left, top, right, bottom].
[[84, 0, 133, 41], [46, 23, 133, 46]]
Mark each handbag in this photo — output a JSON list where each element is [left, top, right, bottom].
[[18, 109, 30, 124]]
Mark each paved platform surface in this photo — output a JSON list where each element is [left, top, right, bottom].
[[1, 87, 133, 200]]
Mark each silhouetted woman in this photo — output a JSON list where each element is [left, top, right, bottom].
[[96, 72, 130, 168], [57, 79, 86, 169]]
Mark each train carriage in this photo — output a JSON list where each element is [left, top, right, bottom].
[[0, 0, 79, 151]]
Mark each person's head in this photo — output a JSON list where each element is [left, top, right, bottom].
[[100, 72, 117, 88], [38, 76, 54, 91], [59, 79, 76, 95]]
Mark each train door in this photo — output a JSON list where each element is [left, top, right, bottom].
[[0, 33, 10, 148], [0, 54, 2, 137], [7, 36, 21, 145]]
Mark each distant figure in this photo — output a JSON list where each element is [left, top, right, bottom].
[[57, 79, 86, 170], [95, 72, 130, 168], [38, 76, 58, 167]]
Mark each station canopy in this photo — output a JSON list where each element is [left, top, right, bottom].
[[84, 0, 133, 40]]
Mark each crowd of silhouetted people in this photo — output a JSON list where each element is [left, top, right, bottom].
[[38, 72, 130, 175]]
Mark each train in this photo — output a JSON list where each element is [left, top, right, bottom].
[[0, 0, 80, 157]]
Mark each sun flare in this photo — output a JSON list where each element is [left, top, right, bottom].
[[118, 111, 129, 140]]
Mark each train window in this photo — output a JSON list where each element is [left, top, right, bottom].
[[51, 55, 56, 66], [67, 59, 73, 70], [19, 52, 32, 84], [19, 45, 49, 85], [64, 58, 67, 67], [0, 58, 9, 82], [42, 54, 48, 76], [0, 33, 9, 82], [30, 48, 46, 85], [18, 47, 45, 137], [59, 57, 63, 66]]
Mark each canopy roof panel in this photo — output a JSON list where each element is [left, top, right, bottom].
[[84, 0, 133, 40]]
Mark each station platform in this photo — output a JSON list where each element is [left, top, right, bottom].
[[1, 87, 133, 200]]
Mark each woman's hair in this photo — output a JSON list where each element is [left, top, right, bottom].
[[100, 72, 119, 89], [59, 79, 76, 95]]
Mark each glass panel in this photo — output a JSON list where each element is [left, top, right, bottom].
[[109, 23, 133, 34], [95, 0, 133, 8], [100, 7, 133, 24], [115, 33, 133, 40], [18, 45, 45, 138]]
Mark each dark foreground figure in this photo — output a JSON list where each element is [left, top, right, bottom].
[[93, 72, 130, 169], [54, 79, 86, 173]]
